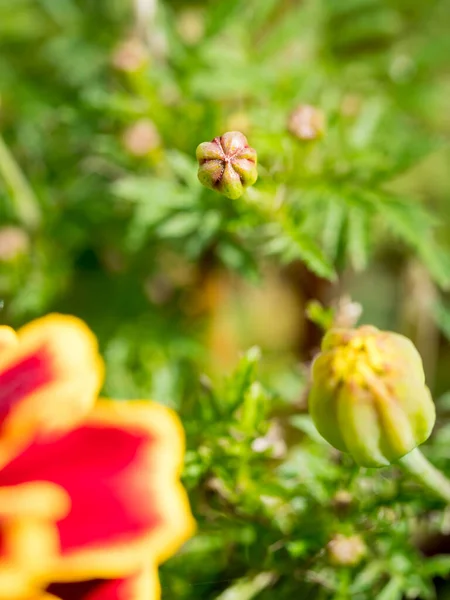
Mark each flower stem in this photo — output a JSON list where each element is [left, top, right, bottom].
[[0, 134, 41, 231], [399, 447, 450, 503]]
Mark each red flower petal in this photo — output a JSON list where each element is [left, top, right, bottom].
[[0, 402, 194, 582], [0, 315, 104, 466]]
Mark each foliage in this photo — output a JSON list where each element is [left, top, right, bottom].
[[2, 0, 450, 598]]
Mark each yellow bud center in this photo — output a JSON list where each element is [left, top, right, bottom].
[[331, 331, 386, 387]]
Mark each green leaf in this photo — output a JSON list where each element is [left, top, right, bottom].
[[214, 572, 276, 600], [379, 194, 450, 289], [158, 212, 201, 238], [166, 150, 200, 190], [280, 213, 336, 280], [322, 201, 345, 261], [223, 346, 262, 413], [377, 578, 404, 600], [433, 300, 450, 341], [290, 415, 330, 445], [423, 555, 450, 577], [217, 239, 260, 281], [350, 561, 386, 593], [305, 300, 334, 331], [347, 206, 369, 271]]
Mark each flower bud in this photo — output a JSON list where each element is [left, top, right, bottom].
[[0, 226, 29, 262], [327, 534, 366, 567], [287, 105, 325, 141], [196, 131, 257, 200], [111, 38, 148, 73], [122, 119, 161, 156], [331, 490, 354, 515], [309, 326, 435, 467]]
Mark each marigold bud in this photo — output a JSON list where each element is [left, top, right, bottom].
[[122, 119, 161, 156], [287, 105, 325, 141], [196, 131, 257, 200], [331, 490, 354, 514], [111, 38, 148, 72], [309, 326, 435, 467], [328, 534, 366, 567], [0, 226, 29, 262]]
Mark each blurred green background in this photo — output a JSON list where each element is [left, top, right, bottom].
[[2, 1, 450, 598]]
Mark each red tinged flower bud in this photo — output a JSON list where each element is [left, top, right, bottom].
[[0, 227, 29, 262], [287, 105, 325, 141], [122, 119, 161, 156], [196, 131, 257, 200], [111, 38, 148, 73]]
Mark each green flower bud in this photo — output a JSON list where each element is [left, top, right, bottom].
[[309, 326, 435, 467], [196, 131, 257, 200]]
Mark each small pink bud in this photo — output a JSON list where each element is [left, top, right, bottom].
[[111, 38, 148, 73], [0, 226, 29, 262], [328, 534, 366, 567], [122, 119, 161, 156], [196, 132, 257, 200], [288, 105, 325, 141]]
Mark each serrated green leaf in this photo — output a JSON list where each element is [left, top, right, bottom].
[[223, 346, 261, 413], [280, 213, 336, 280], [379, 194, 450, 289]]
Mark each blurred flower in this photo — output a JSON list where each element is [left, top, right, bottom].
[[111, 38, 148, 73], [45, 568, 155, 599], [331, 490, 353, 511], [309, 326, 435, 467], [122, 119, 161, 157], [0, 314, 194, 599], [287, 105, 325, 141], [0, 227, 29, 262], [196, 132, 257, 200], [327, 534, 366, 567], [176, 8, 205, 45]]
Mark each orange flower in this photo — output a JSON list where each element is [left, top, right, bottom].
[[0, 315, 194, 600]]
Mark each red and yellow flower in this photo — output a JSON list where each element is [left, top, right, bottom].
[[0, 314, 195, 599]]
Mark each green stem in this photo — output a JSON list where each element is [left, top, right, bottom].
[[399, 447, 450, 503], [0, 134, 41, 230]]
